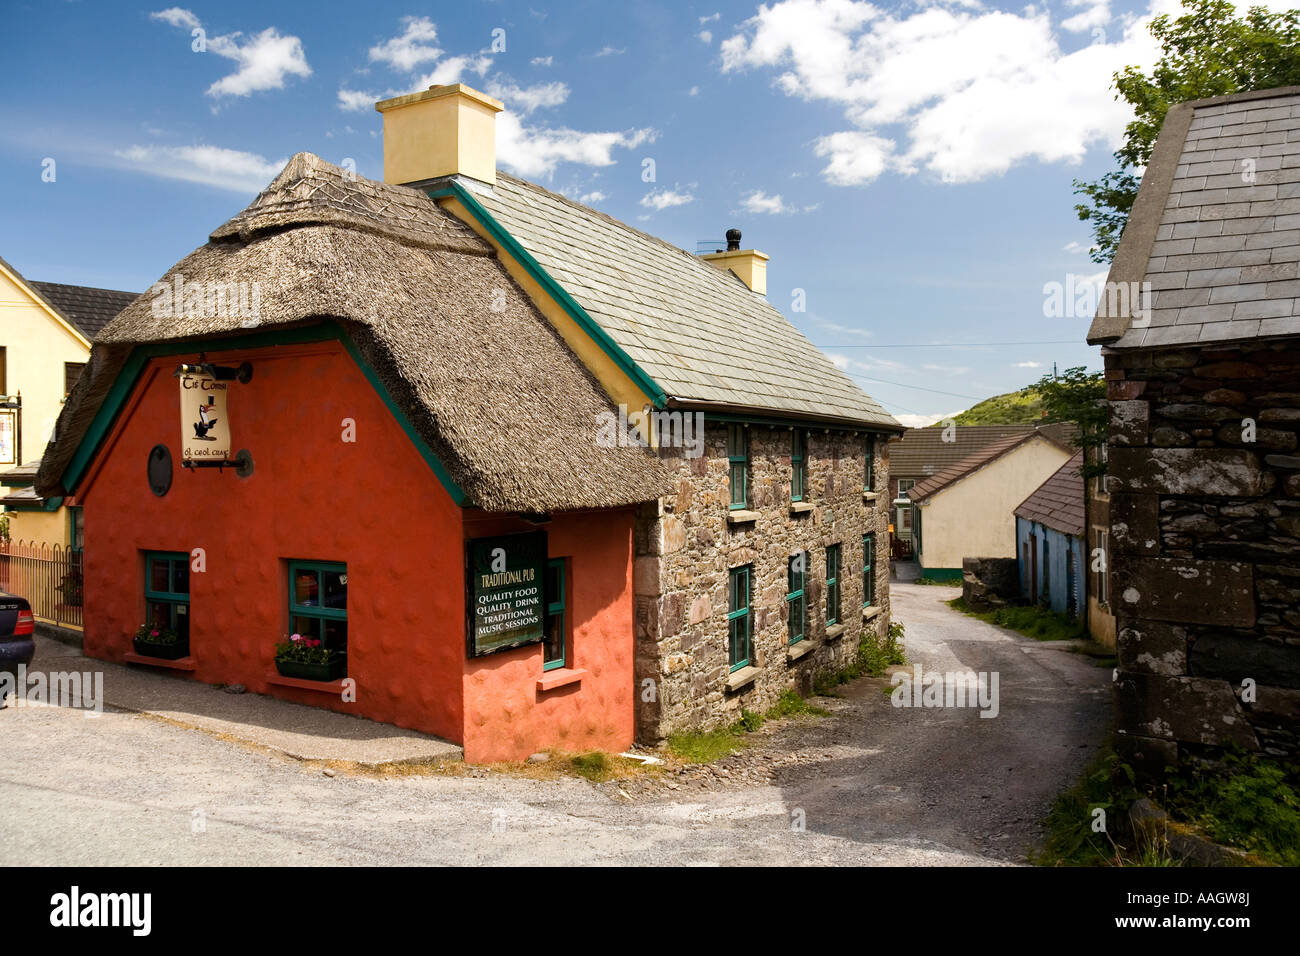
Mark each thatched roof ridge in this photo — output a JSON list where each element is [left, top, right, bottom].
[[37, 154, 670, 512]]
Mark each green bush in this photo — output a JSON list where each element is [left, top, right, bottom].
[[948, 597, 1085, 642]]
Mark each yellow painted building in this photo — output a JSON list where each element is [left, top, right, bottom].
[[909, 430, 1075, 579], [0, 255, 135, 547]]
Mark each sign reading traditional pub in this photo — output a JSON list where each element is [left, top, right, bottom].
[[178, 374, 231, 462], [0, 408, 16, 467], [468, 531, 546, 657]]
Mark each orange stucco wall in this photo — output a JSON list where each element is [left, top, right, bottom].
[[79, 340, 468, 742], [461, 511, 636, 763], [78, 335, 638, 762]]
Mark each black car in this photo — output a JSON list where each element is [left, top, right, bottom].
[[0, 590, 35, 680]]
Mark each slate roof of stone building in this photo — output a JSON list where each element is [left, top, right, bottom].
[[1088, 86, 1300, 348], [907, 427, 1074, 504], [1015, 452, 1085, 537], [465, 173, 901, 430], [892, 425, 1039, 478]]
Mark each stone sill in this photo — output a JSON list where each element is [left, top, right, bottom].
[[725, 665, 760, 692], [824, 623, 846, 641], [537, 667, 586, 692], [862, 605, 883, 623], [862, 491, 880, 502], [727, 509, 760, 525], [786, 640, 816, 663], [789, 501, 814, 515], [123, 651, 196, 671], [267, 673, 347, 694]]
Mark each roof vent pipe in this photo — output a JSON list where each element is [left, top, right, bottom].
[[726, 228, 742, 252]]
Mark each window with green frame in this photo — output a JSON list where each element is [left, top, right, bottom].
[[863, 534, 876, 607], [727, 565, 752, 671], [543, 557, 568, 671], [144, 551, 190, 640], [865, 435, 876, 492], [727, 424, 748, 510], [791, 430, 806, 502], [826, 544, 841, 626], [68, 506, 84, 552], [787, 552, 807, 644], [289, 561, 348, 665]]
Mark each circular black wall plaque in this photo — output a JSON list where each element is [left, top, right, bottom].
[[147, 444, 173, 497]]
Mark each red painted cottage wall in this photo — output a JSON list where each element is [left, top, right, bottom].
[[462, 511, 636, 763], [78, 336, 639, 762]]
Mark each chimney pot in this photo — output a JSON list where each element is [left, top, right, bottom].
[[725, 228, 742, 251]]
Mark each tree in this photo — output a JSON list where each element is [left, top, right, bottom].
[[1074, 0, 1300, 264], [1036, 367, 1107, 478]]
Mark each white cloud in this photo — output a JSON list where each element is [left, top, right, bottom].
[[1062, 240, 1091, 255], [688, 85, 701, 96], [337, 88, 376, 111], [152, 10, 311, 99], [700, 13, 721, 24], [578, 190, 607, 204], [1062, 0, 1112, 34], [640, 187, 696, 210], [112, 144, 286, 193], [531, 56, 553, 67], [150, 7, 200, 30], [719, 0, 1171, 185], [741, 190, 792, 214], [416, 54, 493, 88], [369, 16, 442, 71], [1014, 360, 1044, 368], [486, 79, 570, 115], [699, 30, 714, 44], [894, 411, 965, 428], [497, 113, 657, 179], [594, 46, 626, 57]]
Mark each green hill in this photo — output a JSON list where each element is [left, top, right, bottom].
[[952, 387, 1045, 425]]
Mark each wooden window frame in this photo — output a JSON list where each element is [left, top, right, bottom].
[[727, 565, 752, 671], [543, 557, 568, 671], [787, 552, 807, 645], [791, 430, 806, 502], [144, 551, 189, 635], [862, 534, 876, 607], [826, 544, 841, 626], [727, 425, 748, 510]]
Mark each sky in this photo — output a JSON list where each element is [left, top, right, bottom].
[[0, 0, 1265, 425]]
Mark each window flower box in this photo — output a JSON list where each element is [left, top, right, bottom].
[[274, 657, 346, 682], [132, 624, 189, 660], [274, 632, 346, 683]]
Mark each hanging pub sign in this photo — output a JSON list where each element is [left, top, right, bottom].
[[178, 373, 231, 462], [467, 530, 547, 657], [0, 408, 16, 467]]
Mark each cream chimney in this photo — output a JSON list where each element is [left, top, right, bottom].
[[375, 83, 504, 186], [700, 228, 769, 295]]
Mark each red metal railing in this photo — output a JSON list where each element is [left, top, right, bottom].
[[0, 541, 84, 629]]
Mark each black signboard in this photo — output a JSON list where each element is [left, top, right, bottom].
[[467, 531, 547, 657]]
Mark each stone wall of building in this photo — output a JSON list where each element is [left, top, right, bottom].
[[1105, 342, 1300, 773], [634, 422, 891, 743]]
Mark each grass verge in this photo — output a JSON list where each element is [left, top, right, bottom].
[[665, 690, 830, 763], [948, 596, 1086, 642], [813, 621, 908, 696]]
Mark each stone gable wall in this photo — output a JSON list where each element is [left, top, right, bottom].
[[1105, 342, 1300, 772], [633, 423, 891, 743]]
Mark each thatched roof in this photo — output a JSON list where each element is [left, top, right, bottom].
[[37, 152, 670, 512]]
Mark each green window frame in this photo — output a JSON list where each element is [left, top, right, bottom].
[[543, 557, 568, 671], [727, 424, 748, 510], [826, 544, 841, 626], [68, 505, 84, 552], [865, 435, 876, 492], [727, 565, 752, 671], [144, 551, 190, 640], [289, 560, 348, 665], [791, 430, 806, 502], [787, 552, 807, 645], [863, 534, 876, 607]]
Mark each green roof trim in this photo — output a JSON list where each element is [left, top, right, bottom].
[[58, 322, 467, 505], [3, 496, 64, 513], [429, 182, 669, 408]]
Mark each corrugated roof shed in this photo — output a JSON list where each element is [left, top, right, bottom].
[[1015, 452, 1085, 537], [466, 173, 901, 430], [1088, 86, 1300, 348]]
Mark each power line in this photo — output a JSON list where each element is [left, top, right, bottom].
[[845, 372, 981, 401], [813, 340, 1082, 348]]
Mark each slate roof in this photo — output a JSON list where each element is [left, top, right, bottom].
[[465, 173, 901, 430], [1088, 87, 1300, 348], [1015, 452, 1085, 537], [907, 428, 1074, 503], [29, 281, 139, 340], [892, 425, 1040, 480]]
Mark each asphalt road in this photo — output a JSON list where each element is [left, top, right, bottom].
[[0, 582, 1111, 865]]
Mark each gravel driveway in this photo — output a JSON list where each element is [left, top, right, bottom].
[[0, 582, 1111, 865]]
